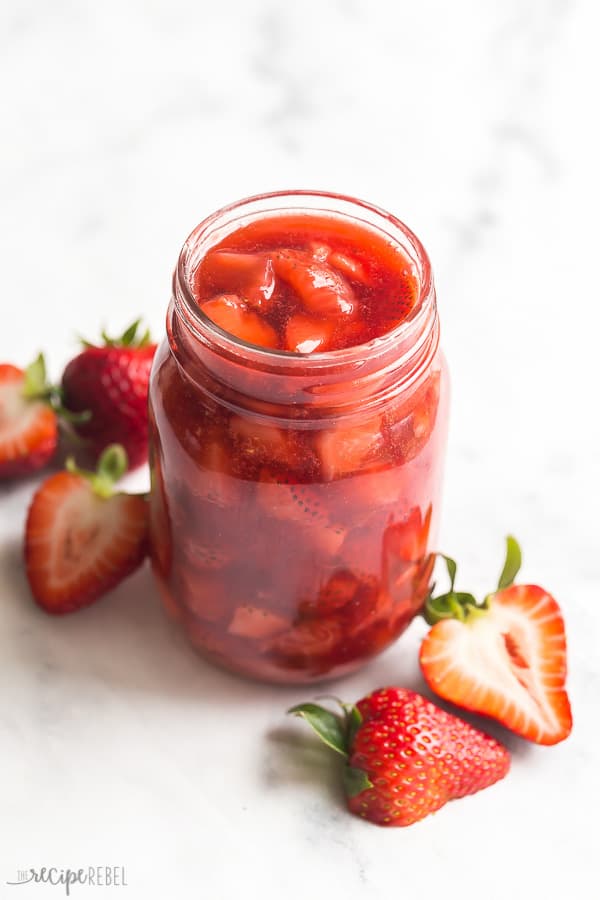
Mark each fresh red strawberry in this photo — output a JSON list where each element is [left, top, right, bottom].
[[198, 250, 276, 310], [61, 319, 157, 469], [273, 249, 357, 318], [419, 537, 573, 745], [289, 687, 509, 827], [24, 444, 148, 614], [0, 355, 59, 478], [285, 314, 336, 353], [199, 294, 279, 349]]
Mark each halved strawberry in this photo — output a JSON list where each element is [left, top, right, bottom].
[[419, 537, 572, 745], [0, 356, 58, 479], [284, 314, 336, 353], [24, 445, 148, 614], [273, 250, 356, 318], [198, 250, 276, 310], [200, 294, 279, 349]]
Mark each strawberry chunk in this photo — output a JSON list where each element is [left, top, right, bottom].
[[308, 242, 370, 284], [0, 362, 58, 479], [315, 416, 384, 481], [199, 251, 276, 310], [228, 605, 289, 640], [265, 617, 342, 660], [177, 569, 231, 623], [328, 250, 370, 284], [258, 468, 346, 554], [273, 250, 356, 318], [284, 314, 336, 353], [200, 294, 279, 349], [229, 415, 298, 468], [24, 456, 148, 614]]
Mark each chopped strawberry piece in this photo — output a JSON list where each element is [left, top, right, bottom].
[[199, 250, 276, 309], [200, 294, 279, 349], [0, 362, 58, 479], [177, 570, 231, 623], [285, 314, 336, 353], [273, 250, 356, 318], [228, 605, 289, 640], [24, 448, 148, 614], [308, 241, 331, 262], [266, 617, 342, 659], [307, 243, 370, 284], [257, 468, 347, 553], [315, 416, 384, 481], [189, 438, 239, 507], [229, 415, 298, 467], [328, 250, 370, 284]]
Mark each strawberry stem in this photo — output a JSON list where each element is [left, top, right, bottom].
[[424, 536, 523, 625], [497, 535, 522, 590], [288, 703, 348, 757], [288, 701, 373, 798]]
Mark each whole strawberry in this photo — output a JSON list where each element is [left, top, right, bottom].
[[61, 319, 157, 469], [289, 687, 509, 827]]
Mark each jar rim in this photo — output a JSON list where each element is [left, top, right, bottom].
[[173, 190, 436, 374]]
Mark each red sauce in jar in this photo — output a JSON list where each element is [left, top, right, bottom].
[[149, 192, 449, 683]]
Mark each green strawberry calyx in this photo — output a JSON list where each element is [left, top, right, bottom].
[[423, 535, 522, 626], [287, 699, 373, 797], [21, 353, 91, 424], [81, 318, 153, 350], [66, 443, 129, 499]]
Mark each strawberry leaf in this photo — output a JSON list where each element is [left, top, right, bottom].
[[440, 554, 457, 591], [66, 444, 129, 499], [342, 765, 373, 798], [345, 705, 363, 748], [288, 703, 348, 757], [22, 353, 50, 399], [497, 535, 522, 590]]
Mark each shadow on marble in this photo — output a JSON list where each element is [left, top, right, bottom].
[[264, 725, 346, 811], [0, 537, 286, 708]]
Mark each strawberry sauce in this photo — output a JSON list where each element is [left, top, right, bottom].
[[148, 192, 449, 683]]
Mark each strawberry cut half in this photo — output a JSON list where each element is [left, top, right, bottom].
[[200, 294, 279, 349], [24, 445, 148, 614], [0, 358, 58, 479], [419, 537, 572, 745]]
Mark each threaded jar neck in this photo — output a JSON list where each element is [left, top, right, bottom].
[[170, 190, 439, 415]]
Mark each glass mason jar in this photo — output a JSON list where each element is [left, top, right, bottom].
[[148, 191, 449, 684]]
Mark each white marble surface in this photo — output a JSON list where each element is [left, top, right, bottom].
[[1, 1, 599, 897]]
